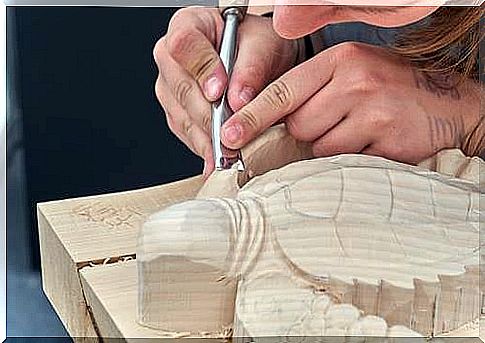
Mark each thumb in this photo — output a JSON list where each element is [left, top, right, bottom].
[[166, 9, 228, 101], [227, 16, 299, 112]]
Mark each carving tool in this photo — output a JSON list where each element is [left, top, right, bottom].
[[211, 1, 248, 171]]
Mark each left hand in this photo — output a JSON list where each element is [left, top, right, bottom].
[[220, 42, 482, 164]]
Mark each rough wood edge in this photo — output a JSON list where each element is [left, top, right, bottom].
[[38, 175, 205, 340], [37, 128, 483, 340], [79, 266, 125, 340], [80, 256, 483, 341], [38, 208, 98, 338]]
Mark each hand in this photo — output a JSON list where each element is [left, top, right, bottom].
[[221, 42, 482, 164], [153, 7, 300, 176]]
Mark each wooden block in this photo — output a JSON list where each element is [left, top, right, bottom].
[[378, 280, 414, 328], [37, 125, 311, 339], [38, 175, 205, 338], [79, 260, 229, 341], [78, 259, 482, 341], [38, 210, 98, 339], [37, 125, 483, 341]]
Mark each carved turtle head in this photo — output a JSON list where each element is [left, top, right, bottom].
[[138, 199, 234, 269]]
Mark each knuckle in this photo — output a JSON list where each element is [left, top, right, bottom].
[[239, 108, 260, 132], [174, 79, 193, 108], [368, 111, 395, 128], [351, 69, 382, 94], [191, 54, 218, 82], [201, 113, 211, 133], [262, 80, 294, 111], [154, 78, 163, 102], [152, 38, 167, 66], [181, 119, 195, 137], [154, 77, 169, 109], [168, 7, 194, 28], [167, 30, 218, 82], [165, 112, 177, 131], [166, 28, 193, 58], [335, 42, 366, 60]]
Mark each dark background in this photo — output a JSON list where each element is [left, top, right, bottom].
[[7, 7, 202, 338]]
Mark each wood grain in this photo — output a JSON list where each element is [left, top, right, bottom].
[[80, 260, 481, 341], [38, 126, 483, 341], [139, 152, 482, 338], [38, 175, 204, 338]]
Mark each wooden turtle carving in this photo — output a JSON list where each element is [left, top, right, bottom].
[[137, 128, 482, 339]]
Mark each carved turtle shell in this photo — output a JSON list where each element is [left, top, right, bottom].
[[234, 153, 482, 335]]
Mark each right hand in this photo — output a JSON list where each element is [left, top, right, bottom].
[[153, 7, 300, 176]]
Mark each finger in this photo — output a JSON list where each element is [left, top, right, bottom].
[[166, 110, 214, 170], [203, 158, 215, 179], [221, 46, 342, 149], [285, 81, 355, 142], [168, 112, 215, 174], [157, 40, 213, 134], [227, 16, 298, 111], [165, 9, 227, 101], [311, 114, 375, 157], [155, 75, 214, 168], [362, 143, 418, 165], [361, 145, 386, 159]]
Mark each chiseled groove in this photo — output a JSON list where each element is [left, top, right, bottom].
[[333, 168, 345, 221], [386, 169, 408, 258], [77, 271, 104, 339], [333, 168, 346, 257], [428, 177, 437, 219], [466, 191, 473, 222], [386, 169, 394, 222], [431, 292, 438, 336], [428, 178, 453, 243], [283, 182, 347, 257]]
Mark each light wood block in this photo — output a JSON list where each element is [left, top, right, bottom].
[[38, 126, 310, 340], [81, 260, 483, 341], [38, 176, 205, 339], [38, 126, 483, 341]]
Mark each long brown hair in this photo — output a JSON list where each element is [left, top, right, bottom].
[[394, 6, 484, 81]]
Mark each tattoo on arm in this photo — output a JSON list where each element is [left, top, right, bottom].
[[414, 70, 461, 100], [427, 114, 466, 153]]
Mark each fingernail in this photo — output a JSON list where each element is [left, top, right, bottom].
[[223, 124, 242, 144], [204, 75, 222, 100], [239, 86, 255, 105]]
